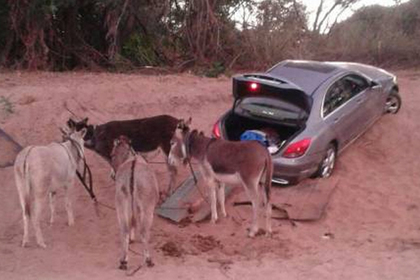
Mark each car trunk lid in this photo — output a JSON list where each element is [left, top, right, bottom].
[[233, 74, 312, 115]]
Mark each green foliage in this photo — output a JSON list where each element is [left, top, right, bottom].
[[204, 61, 226, 78], [0, 95, 14, 115], [324, 1, 420, 65], [0, 0, 9, 50], [1, 0, 419, 70], [121, 32, 159, 66]]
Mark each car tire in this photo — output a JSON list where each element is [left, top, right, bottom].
[[315, 143, 337, 179], [384, 90, 401, 114]]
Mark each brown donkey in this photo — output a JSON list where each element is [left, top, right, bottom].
[[111, 135, 159, 270], [168, 120, 273, 237]]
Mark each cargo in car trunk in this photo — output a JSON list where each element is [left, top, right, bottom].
[[223, 111, 302, 154]]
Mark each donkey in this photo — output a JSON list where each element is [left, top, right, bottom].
[[168, 120, 273, 237], [66, 115, 179, 195], [111, 135, 159, 270], [14, 128, 87, 248]]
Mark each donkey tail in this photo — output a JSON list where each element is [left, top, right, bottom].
[[264, 153, 273, 202], [15, 147, 34, 217]]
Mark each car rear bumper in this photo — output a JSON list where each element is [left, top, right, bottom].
[[271, 153, 321, 185]]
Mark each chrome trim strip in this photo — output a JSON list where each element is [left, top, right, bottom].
[[272, 178, 289, 185]]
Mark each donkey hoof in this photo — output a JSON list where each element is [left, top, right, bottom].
[[119, 261, 128, 270], [21, 240, 29, 248], [146, 258, 154, 267], [38, 242, 47, 248], [247, 228, 258, 238], [210, 216, 218, 224]]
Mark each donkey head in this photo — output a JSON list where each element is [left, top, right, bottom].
[[168, 118, 192, 167], [68, 127, 87, 151], [64, 117, 95, 146], [110, 135, 132, 171]]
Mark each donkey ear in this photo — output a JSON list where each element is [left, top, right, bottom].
[[185, 117, 192, 126], [177, 119, 185, 129], [67, 118, 76, 128], [82, 117, 89, 125]]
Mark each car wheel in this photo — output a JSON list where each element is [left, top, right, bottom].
[[317, 144, 336, 179], [384, 90, 401, 114]]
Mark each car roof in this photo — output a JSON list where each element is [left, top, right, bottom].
[[267, 60, 392, 95]]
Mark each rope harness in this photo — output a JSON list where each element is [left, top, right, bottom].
[[61, 137, 96, 202], [183, 130, 217, 205]]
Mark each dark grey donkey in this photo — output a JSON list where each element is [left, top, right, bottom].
[[66, 115, 179, 195], [111, 135, 159, 270], [168, 120, 273, 237]]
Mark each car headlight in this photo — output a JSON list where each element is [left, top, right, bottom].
[[393, 75, 398, 84]]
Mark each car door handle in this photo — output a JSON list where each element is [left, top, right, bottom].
[[334, 117, 340, 123], [356, 98, 364, 104]]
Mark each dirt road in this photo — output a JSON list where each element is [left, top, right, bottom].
[[1, 70, 420, 279]]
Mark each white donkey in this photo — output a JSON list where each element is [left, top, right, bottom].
[[14, 128, 87, 248], [110, 135, 159, 270]]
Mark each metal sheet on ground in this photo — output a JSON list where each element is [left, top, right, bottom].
[[157, 172, 338, 223], [156, 172, 202, 223], [272, 179, 338, 221], [156, 171, 234, 223], [0, 128, 22, 168], [235, 179, 339, 221]]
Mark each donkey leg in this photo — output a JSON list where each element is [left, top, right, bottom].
[[129, 204, 140, 243], [64, 183, 75, 226], [48, 191, 56, 225], [245, 181, 260, 238], [116, 189, 130, 270], [265, 202, 272, 236], [32, 196, 46, 248], [217, 182, 227, 218], [166, 163, 177, 195], [208, 179, 218, 224], [248, 199, 259, 238], [21, 206, 30, 247], [261, 187, 272, 235], [140, 204, 155, 267], [15, 175, 30, 247]]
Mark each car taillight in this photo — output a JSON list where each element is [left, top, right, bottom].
[[212, 121, 221, 138], [249, 82, 259, 91], [282, 138, 311, 158]]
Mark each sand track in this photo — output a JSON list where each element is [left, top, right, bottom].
[[1, 70, 420, 279]]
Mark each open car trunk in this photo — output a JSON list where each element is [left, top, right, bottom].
[[223, 111, 303, 155], [221, 73, 310, 154]]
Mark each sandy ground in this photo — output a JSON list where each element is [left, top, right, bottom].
[[1, 70, 420, 280]]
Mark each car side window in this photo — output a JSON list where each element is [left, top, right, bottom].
[[343, 74, 369, 98], [323, 74, 369, 117]]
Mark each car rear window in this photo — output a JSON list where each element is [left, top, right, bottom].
[[282, 61, 337, 73]]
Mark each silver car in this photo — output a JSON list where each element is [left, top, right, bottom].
[[213, 60, 402, 185]]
